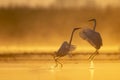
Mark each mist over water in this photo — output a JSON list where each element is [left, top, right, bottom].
[[0, 0, 119, 52]]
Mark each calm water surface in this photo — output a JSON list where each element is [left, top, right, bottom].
[[0, 61, 120, 80]]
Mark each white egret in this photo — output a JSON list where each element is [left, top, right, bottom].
[[79, 19, 102, 60], [54, 28, 80, 67]]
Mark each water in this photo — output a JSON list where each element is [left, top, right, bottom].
[[0, 61, 120, 80]]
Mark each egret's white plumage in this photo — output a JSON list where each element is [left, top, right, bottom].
[[54, 28, 80, 67], [56, 41, 76, 57], [79, 19, 102, 60], [80, 28, 102, 49]]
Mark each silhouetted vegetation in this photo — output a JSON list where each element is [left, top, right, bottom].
[[0, 52, 119, 62]]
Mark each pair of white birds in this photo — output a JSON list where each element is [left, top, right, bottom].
[[53, 19, 103, 67]]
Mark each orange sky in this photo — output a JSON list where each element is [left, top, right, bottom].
[[0, 0, 120, 8]]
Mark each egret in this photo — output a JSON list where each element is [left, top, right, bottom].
[[54, 28, 80, 67], [79, 19, 102, 60]]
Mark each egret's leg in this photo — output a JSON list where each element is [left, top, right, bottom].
[[90, 51, 99, 60], [56, 58, 63, 67], [54, 58, 58, 67], [53, 56, 58, 67], [54, 57, 63, 68], [88, 50, 96, 60], [89, 50, 98, 61]]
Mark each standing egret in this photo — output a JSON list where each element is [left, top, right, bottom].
[[79, 19, 102, 60], [54, 28, 80, 67]]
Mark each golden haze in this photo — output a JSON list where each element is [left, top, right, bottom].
[[0, 1, 120, 53]]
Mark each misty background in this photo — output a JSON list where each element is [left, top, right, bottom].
[[0, 0, 120, 52]]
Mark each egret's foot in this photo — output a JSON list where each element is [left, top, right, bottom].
[[54, 62, 63, 68]]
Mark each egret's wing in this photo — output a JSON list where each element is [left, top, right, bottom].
[[69, 45, 76, 51], [87, 33, 102, 49], [67, 45, 76, 58], [56, 41, 69, 56], [79, 29, 87, 40], [79, 28, 102, 49]]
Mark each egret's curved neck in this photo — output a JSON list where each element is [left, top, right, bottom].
[[69, 29, 76, 46], [68, 28, 80, 46], [93, 20, 96, 31]]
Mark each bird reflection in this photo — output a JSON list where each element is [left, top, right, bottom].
[[89, 60, 95, 80]]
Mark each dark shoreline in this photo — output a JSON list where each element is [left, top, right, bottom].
[[0, 52, 119, 62]]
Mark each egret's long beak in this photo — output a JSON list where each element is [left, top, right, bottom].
[[74, 27, 81, 30], [88, 19, 96, 22]]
